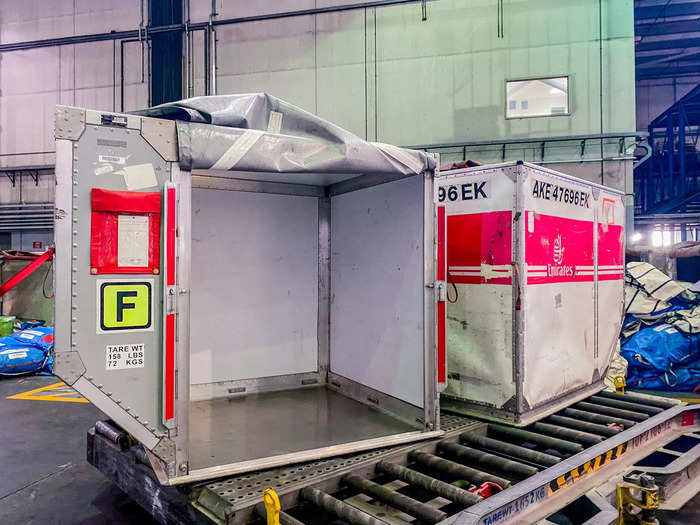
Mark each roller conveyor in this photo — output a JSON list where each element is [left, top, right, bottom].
[[86, 395, 700, 525]]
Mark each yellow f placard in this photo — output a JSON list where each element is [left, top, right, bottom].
[[98, 280, 153, 333]]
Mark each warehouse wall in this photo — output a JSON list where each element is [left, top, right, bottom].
[[0, 0, 636, 153], [0, 0, 148, 168], [187, 0, 636, 146], [0, 0, 636, 231]]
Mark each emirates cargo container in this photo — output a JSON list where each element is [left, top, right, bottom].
[[53, 95, 445, 485], [437, 161, 625, 426]]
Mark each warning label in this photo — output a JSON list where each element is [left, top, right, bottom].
[[98, 280, 153, 333], [106, 343, 145, 370]]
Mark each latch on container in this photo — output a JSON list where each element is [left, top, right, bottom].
[[435, 280, 447, 302]]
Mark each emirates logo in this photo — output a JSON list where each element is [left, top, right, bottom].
[[553, 234, 565, 265]]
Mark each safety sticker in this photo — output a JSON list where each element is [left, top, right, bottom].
[[97, 279, 153, 333], [106, 343, 145, 370], [547, 443, 628, 495]]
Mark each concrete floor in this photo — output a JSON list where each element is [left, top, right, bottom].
[[0, 375, 157, 525], [1, 374, 700, 525]]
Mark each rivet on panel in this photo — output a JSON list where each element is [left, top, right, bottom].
[[71, 293, 77, 297], [71, 318, 77, 322], [72, 255, 77, 260], [71, 342, 77, 347], [71, 305, 77, 310], [71, 329, 77, 334], [106, 392, 112, 396]]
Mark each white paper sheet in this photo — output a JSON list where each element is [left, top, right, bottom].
[[118, 215, 149, 267]]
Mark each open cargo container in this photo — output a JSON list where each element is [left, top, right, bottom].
[[53, 95, 444, 485], [438, 161, 625, 426]]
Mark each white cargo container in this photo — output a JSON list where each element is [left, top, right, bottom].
[[53, 95, 445, 485], [437, 161, 625, 426]]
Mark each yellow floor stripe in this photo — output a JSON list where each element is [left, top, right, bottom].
[[7, 381, 89, 403]]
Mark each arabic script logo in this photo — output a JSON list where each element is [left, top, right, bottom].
[[553, 234, 564, 265]]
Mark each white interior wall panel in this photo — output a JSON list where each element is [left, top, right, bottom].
[[330, 176, 425, 408], [189, 188, 320, 385]]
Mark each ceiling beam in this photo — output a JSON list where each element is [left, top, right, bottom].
[[637, 64, 700, 79], [635, 18, 700, 37], [635, 2, 700, 21], [636, 36, 700, 52], [636, 48, 700, 66]]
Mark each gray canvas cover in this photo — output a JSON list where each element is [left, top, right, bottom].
[[135, 93, 435, 176]]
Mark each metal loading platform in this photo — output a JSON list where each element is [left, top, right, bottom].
[[87, 392, 700, 525]]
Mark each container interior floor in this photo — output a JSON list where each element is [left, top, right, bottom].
[[188, 385, 418, 471]]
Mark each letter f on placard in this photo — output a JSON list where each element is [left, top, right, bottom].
[[116, 290, 138, 322]]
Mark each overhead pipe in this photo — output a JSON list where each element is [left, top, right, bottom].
[[0, 1, 430, 53], [209, 0, 218, 96]]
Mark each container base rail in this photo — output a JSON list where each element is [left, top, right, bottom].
[[87, 393, 700, 525]]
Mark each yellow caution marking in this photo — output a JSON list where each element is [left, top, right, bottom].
[[7, 381, 88, 403], [547, 442, 629, 495]]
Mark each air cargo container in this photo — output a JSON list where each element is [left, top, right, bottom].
[[56, 101, 700, 525], [437, 161, 625, 426], [53, 95, 445, 485]]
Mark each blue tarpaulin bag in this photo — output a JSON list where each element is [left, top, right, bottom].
[[0, 326, 54, 376], [621, 324, 700, 371], [8, 326, 54, 352], [627, 362, 700, 392], [0, 342, 50, 376]]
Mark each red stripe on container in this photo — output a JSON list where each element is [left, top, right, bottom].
[[165, 313, 175, 421], [437, 205, 446, 383], [166, 187, 176, 286], [447, 211, 513, 285]]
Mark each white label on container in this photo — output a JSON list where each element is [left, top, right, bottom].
[[106, 343, 145, 370], [267, 111, 283, 134], [8, 352, 27, 360], [118, 215, 149, 267], [121, 163, 158, 190], [98, 154, 127, 165]]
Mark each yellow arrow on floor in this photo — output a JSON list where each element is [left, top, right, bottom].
[[7, 381, 88, 403]]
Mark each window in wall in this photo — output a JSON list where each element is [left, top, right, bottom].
[[506, 76, 569, 119]]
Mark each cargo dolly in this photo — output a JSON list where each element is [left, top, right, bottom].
[[87, 391, 700, 525]]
